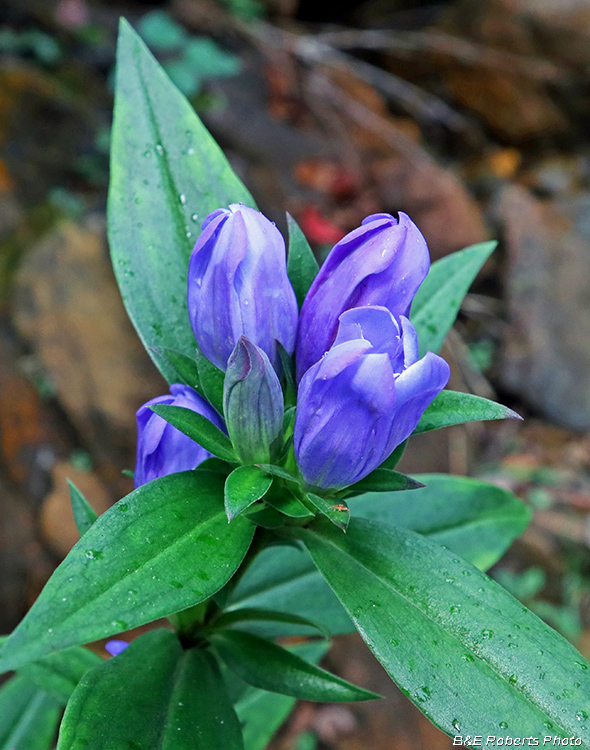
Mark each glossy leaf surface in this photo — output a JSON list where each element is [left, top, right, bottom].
[[0, 471, 254, 673], [67, 481, 98, 537], [150, 404, 235, 462], [225, 466, 273, 521], [286, 213, 319, 309], [108, 20, 254, 383], [415, 390, 521, 434], [58, 629, 244, 750], [0, 676, 61, 750], [297, 518, 590, 742], [227, 475, 530, 635], [212, 630, 379, 702], [411, 241, 496, 356]]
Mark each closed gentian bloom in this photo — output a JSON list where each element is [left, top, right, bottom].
[[188, 203, 299, 370], [223, 337, 284, 464], [296, 212, 430, 380], [134, 384, 223, 487], [294, 306, 450, 489]]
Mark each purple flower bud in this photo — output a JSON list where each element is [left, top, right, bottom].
[[188, 204, 299, 370], [294, 307, 450, 489], [134, 384, 224, 487], [296, 212, 430, 380], [223, 337, 284, 464], [105, 640, 129, 657]]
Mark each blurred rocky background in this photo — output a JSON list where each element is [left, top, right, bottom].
[[2, 0, 590, 747]]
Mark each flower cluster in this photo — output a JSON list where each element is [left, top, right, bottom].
[[134, 204, 449, 492]]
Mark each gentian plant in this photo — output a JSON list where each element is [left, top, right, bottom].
[[1, 20, 589, 750]]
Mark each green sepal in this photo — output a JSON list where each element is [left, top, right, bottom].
[[149, 346, 201, 390], [225, 466, 273, 521], [348, 468, 425, 494], [306, 493, 350, 531]]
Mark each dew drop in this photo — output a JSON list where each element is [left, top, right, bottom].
[[499, 722, 508, 729], [452, 719, 460, 731], [575, 661, 589, 671], [134, 197, 141, 205], [390, 638, 399, 647], [85, 549, 103, 560], [577, 711, 589, 721], [187, 147, 195, 156], [191, 213, 199, 222], [462, 654, 475, 663], [119, 503, 129, 513], [481, 629, 494, 639], [449, 605, 461, 614], [155, 144, 164, 155], [179, 194, 187, 205], [143, 149, 151, 158], [509, 675, 517, 684], [170, 581, 183, 589]]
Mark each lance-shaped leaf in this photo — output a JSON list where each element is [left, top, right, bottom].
[[109, 20, 255, 384], [149, 347, 201, 390], [306, 493, 350, 531], [227, 475, 531, 636], [348, 469, 425, 494], [295, 518, 590, 742], [212, 607, 328, 638], [0, 471, 254, 674], [286, 213, 319, 309], [234, 641, 329, 750], [195, 345, 225, 415], [225, 466, 273, 521], [67, 481, 98, 537], [58, 629, 244, 750], [0, 676, 62, 750], [19, 646, 102, 704], [411, 241, 496, 356], [414, 390, 522, 434], [150, 404, 236, 462], [212, 630, 379, 702]]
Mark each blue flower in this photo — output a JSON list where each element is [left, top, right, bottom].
[[134, 384, 224, 487], [296, 212, 430, 380], [294, 306, 449, 489], [188, 204, 299, 370]]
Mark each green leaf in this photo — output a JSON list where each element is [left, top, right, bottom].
[[276, 342, 296, 401], [306, 493, 350, 531], [213, 607, 328, 638], [150, 404, 236, 462], [377, 439, 407, 470], [19, 646, 102, 704], [0, 676, 61, 750], [352, 474, 531, 573], [212, 631, 379, 702], [58, 629, 244, 750], [195, 345, 225, 415], [227, 475, 531, 635], [414, 390, 521, 434], [411, 241, 496, 356], [67, 481, 98, 537], [234, 642, 329, 750], [296, 518, 590, 743], [108, 20, 254, 384], [264, 489, 314, 519], [149, 346, 201, 390], [349, 469, 425, 494], [286, 213, 318, 308], [225, 466, 273, 521], [0, 471, 254, 673]]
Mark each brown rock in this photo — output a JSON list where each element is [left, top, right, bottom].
[[439, 0, 568, 141], [40, 460, 111, 557], [13, 217, 165, 463], [496, 184, 590, 429], [371, 156, 489, 260]]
